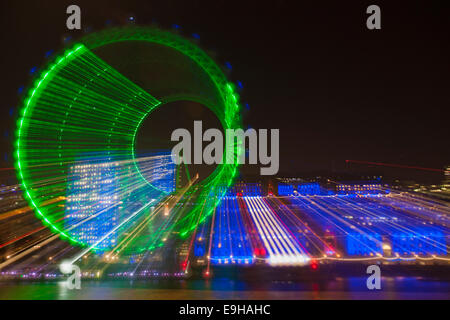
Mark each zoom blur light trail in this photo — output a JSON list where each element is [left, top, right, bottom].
[[209, 197, 254, 265], [332, 195, 448, 255], [290, 196, 382, 256], [266, 196, 338, 257], [15, 27, 243, 251], [243, 197, 310, 266], [345, 160, 445, 173], [289, 195, 449, 258]]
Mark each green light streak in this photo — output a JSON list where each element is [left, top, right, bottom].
[[15, 26, 243, 251]]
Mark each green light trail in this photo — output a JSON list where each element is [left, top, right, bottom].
[[15, 27, 242, 251]]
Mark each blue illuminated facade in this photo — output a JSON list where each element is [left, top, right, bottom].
[[346, 233, 382, 256], [391, 229, 447, 256], [278, 184, 294, 196], [210, 197, 254, 265], [146, 151, 176, 194], [278, 182, 331, 196], [65, 158, 120, 250], [233, 182, 262, 197]]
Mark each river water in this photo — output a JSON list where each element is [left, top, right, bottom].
[[0, 276, 449, 300]]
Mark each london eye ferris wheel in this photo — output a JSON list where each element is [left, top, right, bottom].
[[15, 26, 242, 254]]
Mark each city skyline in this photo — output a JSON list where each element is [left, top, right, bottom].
[[0, 0, 448, 304]]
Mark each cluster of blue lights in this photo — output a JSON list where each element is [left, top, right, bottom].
[[278, 182, 331, 196], [210, 197, 254, 265], [346, 233, 382, 256], [65, 156, 120, 250]]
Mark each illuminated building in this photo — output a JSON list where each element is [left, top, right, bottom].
[[278, 183, 294, 196], [443, 166, 450, 189], [235, 182, 262, 197], [391, 229, 447, 256], [145, 151, 176, 194], [278, 182, 330, 196], [65, 158, 120, 250], [224, 181, 262, 197], [336, 181, 386, 195], [175, 163, 186, 190], [176, 241, 191, 270], [297, 182, 330, 195]]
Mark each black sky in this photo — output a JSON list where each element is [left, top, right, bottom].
[[1, 0, 449, 183]]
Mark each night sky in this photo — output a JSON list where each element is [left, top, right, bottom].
[[1, 0, 449, 183]]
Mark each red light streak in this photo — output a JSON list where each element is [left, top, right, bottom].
[[345, 160, 445, 173]]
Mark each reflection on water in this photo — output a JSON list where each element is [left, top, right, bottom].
[[0, 276, 449, 300]]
